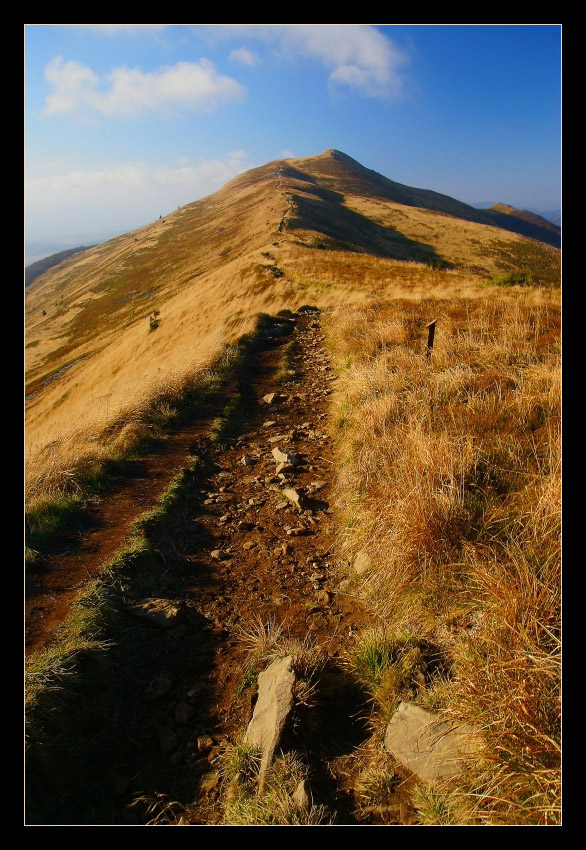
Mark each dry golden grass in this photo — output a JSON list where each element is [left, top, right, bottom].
[[25, 150, 561, 826], [25, 149, 560, 516], [326, 291, 560, 824]]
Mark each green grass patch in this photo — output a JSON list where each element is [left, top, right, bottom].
[[25, 493, 87, 561]]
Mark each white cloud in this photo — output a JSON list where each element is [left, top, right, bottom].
[[72, 24, 168, 36], [25, 152, 254, 242], [43, 56, 245, 118], [228, 47, 259, 67], [205, 24, 408, 99]]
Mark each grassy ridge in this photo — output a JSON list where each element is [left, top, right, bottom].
[[25, 150, 559, 514]]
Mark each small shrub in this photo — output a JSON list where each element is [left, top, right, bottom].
[[148, 310, 161, 332]]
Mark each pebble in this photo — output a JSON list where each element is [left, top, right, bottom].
[[157, 726, 177, 754], [142, 676, 173, 702], [175, 702, 195, 725]]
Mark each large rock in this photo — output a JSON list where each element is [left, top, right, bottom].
[[292, 779, 312, 811], [126, 599, 186, 629], [245, 655, 296, 792], [384, 701, 477, 782]]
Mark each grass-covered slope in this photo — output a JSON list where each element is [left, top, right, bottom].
[[326, 293, 560, 824], [25, 149, 560, 504]]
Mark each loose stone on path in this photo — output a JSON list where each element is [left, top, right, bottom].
[[126, 599, 186, 629]]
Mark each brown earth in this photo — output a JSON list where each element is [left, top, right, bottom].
[[28, 311, 418, 826], [25, 387, 235, 653]]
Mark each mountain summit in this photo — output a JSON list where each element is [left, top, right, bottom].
[[26, 147, 560, 478]]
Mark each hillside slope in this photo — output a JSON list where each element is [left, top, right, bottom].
[[25, 149, 560, 495], [26, 151, 560, 827], [25, 246, 93, 288], [486, 202, 561, 242]]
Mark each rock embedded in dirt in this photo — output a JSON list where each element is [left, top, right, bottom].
[[175, 702, 195, 725], [286, 526, 308, 536], [197, 735, 214, 754], [262, 392, 287, 405], [210, 549, 230, 561], [126, 599, 186, 629], [282, 487, 304, 511], [384, 701, 477, 782], [198, 771, 220, 795], [275, 462, 296, 474], [245, 655, 296, 793], [272, 447, 300, 466], [156, 726, 178, 754], [240, 455, 255, 466], [142, 676, 174, 702]]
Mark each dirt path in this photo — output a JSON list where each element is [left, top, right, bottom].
[[28, 311, 381, 825], [25, 388, 237, 653]]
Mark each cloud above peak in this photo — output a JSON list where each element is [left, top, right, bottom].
[[207, 24, 408, 99], [43, 56, 245, 118]]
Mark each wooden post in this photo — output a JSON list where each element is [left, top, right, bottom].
[[425, 318, 438, 357]]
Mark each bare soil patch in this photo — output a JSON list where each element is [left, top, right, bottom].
[[27, 311, 379, 825]]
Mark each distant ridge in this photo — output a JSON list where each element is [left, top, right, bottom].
[[296, 150, 560, 248], [485, 203, 561, 242], [25, 245, 93, 288]]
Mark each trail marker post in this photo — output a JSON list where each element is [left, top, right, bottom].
[[425, 318, 438, 358]]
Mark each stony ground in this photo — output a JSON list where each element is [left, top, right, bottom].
[[28, 310, 409, 826]]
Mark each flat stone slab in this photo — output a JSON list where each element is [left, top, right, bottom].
[[384, 701, 476, 782], [245, 655, 296, 791], [263, 392, 287, 405], [272, 447, 300, 466], [126, 598, 186, 629], [281, 487, 304, 511]]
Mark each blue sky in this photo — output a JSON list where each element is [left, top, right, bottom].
[[25, 24, 561, 253]]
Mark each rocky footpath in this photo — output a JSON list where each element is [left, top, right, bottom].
[[28, 308, 475, 826]]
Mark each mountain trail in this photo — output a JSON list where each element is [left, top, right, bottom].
[[28, 309, 386, 825]]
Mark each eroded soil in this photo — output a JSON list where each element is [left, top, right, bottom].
[[25, 385, 235, 652], [27, 311, 416, 826]]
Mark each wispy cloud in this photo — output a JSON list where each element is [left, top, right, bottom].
[[71, 24, 168, 36], [205, 24, 408, 99], [43, 56, 245, 118], [26, 152, 253, 240], [228, 47, 259, 67]]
